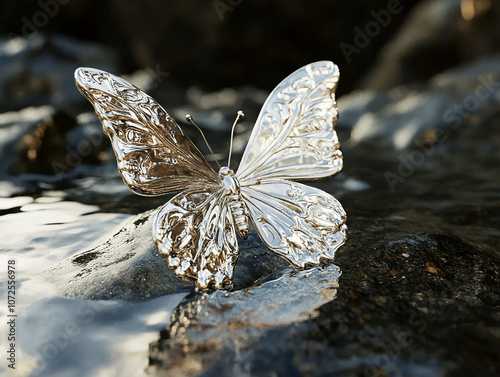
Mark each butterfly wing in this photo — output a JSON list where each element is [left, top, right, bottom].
[[75, 67, 220, 196], [236, 61, 342, 184], [236, 61, 346, 267], [153, 188, 239, 289], [241, 180, 346, 268]]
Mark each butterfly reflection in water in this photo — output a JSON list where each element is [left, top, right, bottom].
[[74, 61, 347, 289]]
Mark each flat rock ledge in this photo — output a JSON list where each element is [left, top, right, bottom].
[[40, 209, 290, 300]]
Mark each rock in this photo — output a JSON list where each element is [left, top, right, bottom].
[[0, 34, 116, 112], [41, 210, 192, 300], [10, 110, 106, 176], [0, 106, 110, 179], [148, 231, 500, 376], [41, 209, 290, 300], [339, 54, 500, 149], [149, 264, 341, 377], [10, 110, 77, 176], [360, 0, 500, 90], [0, 106, 54, 177], [0, 35, 118, 186]]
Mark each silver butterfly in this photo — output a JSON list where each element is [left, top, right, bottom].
[[74, 61, 347, 289]]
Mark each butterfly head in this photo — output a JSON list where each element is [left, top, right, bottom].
[[218, 166, 234, 177], [219, 166, 239, 195]]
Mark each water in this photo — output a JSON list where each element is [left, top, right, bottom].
[[0, 193, 187, 377]]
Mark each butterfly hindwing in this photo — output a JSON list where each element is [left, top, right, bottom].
[[241, 180, 347, 267], [236, 61, 342, 184], [75, 67, 220, 196], [152, 188, 239, 289]]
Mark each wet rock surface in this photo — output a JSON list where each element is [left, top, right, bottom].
[[144, 55, 500, 377], [149, 265, 341, 377], [147, 168, 500, 377], [40, 210, 192, 300], [42, 210, 290, 300]]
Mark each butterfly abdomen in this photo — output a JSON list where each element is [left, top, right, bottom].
[[227, 195, 249, 239], [219, 167, 249, 240]]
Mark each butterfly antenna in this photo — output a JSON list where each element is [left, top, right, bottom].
[[185, 114, 221, 170], [227, 110, 245, 169]]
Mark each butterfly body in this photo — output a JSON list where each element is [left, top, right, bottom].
[[75, 61, 347, 290], [218, 166, 249, 239]]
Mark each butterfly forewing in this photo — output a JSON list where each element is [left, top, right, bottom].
[[241, 180, 347, 267], [75, 68, 220, 196], [236, 61, 342, 184], [153, 188, 239, 289]]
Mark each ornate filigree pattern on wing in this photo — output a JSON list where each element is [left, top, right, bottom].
[[237, 61, 342, 184], [75, 68, 219, 196], [152, 189, 239, 289], [242, 180, 347, 268]]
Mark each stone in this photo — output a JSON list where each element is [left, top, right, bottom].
[[41, 210, 192, 300], [0, 34, 116, 112], [342, 54, 500, 149], [360, 0, 500, 90], [0, 106, 54, 177], [149, 264, 341, 377], [0, 107, 109, 180], [41, 210, 290, 300]]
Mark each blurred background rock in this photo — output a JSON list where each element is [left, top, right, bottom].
[[1, 0, 500, 179], [2, 0, 500, 94], [1, 0, 420, 95]]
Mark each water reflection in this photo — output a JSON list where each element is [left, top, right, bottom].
[[149, 265, 341, 375], [0, 193, 127, 271], [0, 195, 187, 377], [14, 287, 186, 377]]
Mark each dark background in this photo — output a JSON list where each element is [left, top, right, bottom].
[[0, 0, 468, 95]]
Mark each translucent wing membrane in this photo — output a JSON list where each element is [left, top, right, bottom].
[[242, 180, 347, 268], [153, 189, 239, 289], [75, 68, 220, 196], [236, 61, 342, 184]]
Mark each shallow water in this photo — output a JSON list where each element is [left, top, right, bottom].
[[0, 194, 187, 377]]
